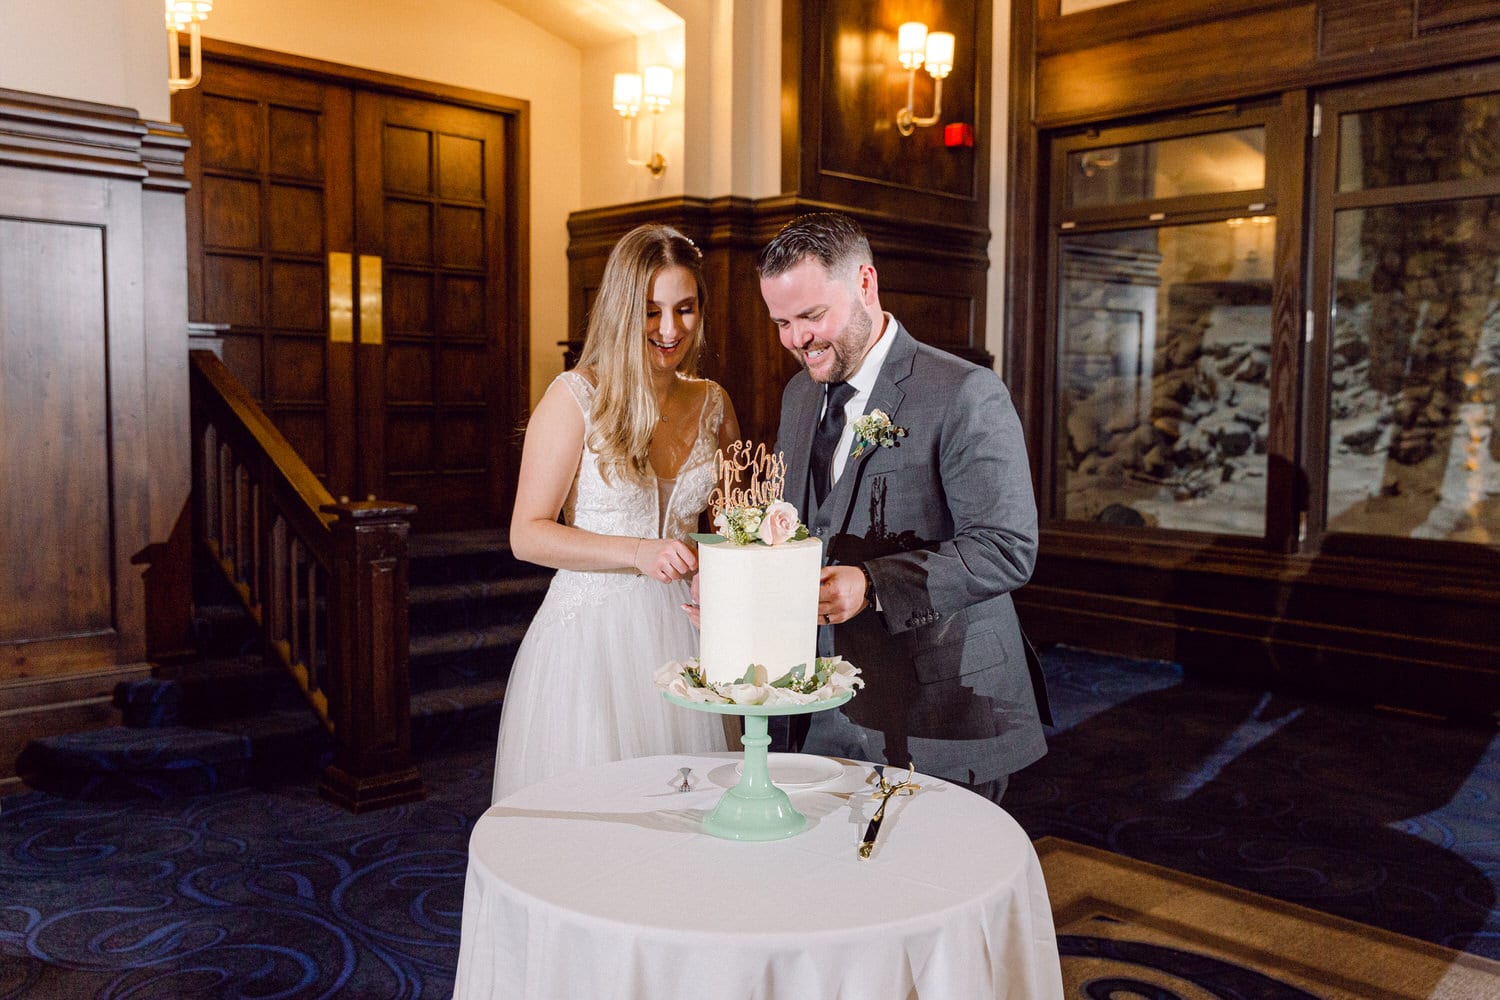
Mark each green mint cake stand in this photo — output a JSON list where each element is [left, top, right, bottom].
[[663, 690, 853, 842]]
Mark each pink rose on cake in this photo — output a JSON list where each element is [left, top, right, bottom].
[[757, 500, 800, 546]]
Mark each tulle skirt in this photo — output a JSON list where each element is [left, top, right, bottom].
[[491, 570, 727, 803]]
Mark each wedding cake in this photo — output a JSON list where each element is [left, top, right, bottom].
[[698, 536, 822, 685], [696, 442, 823, 686]]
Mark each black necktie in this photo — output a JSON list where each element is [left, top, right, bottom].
[[810, 382, 857, 508]]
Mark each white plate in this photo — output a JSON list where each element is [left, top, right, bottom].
[[735, 753, 843, 789]]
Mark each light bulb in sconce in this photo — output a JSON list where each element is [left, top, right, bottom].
[[613, 65, 672, 177], [895, 22, 957, 137], [166, 0, 213, 93], [924, 32, 955, 79], [612, 73, 643, 118], [642, 65, 673, 112], [897, 22, 928, 71]]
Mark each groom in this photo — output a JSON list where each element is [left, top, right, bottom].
[[758, 212, 1051, 804]]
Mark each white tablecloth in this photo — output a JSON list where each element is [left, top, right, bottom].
[[453, 753, 1062, 1000]]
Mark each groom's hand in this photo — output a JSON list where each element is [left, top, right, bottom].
[[817, 565, 869, 625]]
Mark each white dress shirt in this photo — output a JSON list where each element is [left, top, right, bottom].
[[828, 312, 897, 485]]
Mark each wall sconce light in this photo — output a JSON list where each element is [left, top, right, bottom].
[[895, 22, 955, 137], [612, 65, 672, 177], [166, 0, 213, 93]]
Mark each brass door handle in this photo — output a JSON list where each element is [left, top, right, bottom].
[[328, 251, 353, 343], [359, 254, 383, 345]]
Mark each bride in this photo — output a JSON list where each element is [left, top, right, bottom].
[[491, 225, 738, 802]]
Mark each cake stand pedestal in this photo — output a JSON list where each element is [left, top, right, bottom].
[[663, 691, 852, 842]]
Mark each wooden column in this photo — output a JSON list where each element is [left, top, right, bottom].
[[318, 499, 425, 812]]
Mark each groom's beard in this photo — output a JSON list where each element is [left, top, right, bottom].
[[803, 300, 873, 384]]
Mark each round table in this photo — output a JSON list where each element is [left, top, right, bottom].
[[453, 752, 1063, 999]]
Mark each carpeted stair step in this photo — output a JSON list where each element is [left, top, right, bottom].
[[16, 726, 254, 801], [408, 528, 548, 587], [408, 623, 529, 692], [410, 678, 508, 756], [19, 529, 538, 803], [16, 685, 505, 803], [408, 575, 551, 634], [153, 654, 309, 726], [190, 600, 264, 658]]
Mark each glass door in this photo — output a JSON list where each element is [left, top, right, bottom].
[[1046, 104, 1292, 540], [1309, 65, 1500, 550]]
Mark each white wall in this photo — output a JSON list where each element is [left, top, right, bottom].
[[579, 29, 686, 208], [203, 0, 581, 406], [0, 0, 169, 121], [578, 0, 781, 208]]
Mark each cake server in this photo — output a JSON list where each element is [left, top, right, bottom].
[[858, 763, 919, 859]]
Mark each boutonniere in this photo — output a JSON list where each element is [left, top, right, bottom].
[[849, 409, 906, 459]]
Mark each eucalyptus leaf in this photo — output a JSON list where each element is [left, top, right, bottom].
[[690, 532, 729, 545]]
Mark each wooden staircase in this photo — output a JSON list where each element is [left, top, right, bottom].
[[17, 531, 548, 802]]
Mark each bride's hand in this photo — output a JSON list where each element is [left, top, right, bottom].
[[634, 538, 697, 583], [681, 573, 701, 628]]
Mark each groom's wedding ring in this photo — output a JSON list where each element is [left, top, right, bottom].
[[821, 613, 830, 624]]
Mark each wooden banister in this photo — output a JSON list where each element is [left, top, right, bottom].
[[190, 349, 425, 811]]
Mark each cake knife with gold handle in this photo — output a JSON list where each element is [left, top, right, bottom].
[[858, 765, 919, 859]]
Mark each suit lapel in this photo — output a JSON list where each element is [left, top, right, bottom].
[[784, 376, 819, 519], [821, 324, 916, 536]]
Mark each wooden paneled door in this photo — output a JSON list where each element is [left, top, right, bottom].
[[176, 49, 525, 531]]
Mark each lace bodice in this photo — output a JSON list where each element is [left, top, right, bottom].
[[558, 370, 722, 541], [530, 371, 724, 627]]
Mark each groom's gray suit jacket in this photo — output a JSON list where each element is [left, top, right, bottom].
[[776, 320, 1051, 786]]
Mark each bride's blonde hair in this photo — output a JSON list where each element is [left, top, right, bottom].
[[576, 224, 706, 484]]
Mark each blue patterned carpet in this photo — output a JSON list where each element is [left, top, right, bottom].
[[1007, 646, 1500, 960], [2, 645, 1497, 998]]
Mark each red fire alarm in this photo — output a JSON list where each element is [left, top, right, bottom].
[[944, 123, 974, 147]]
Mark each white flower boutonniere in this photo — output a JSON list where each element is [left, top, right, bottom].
[[849, 409, 907, 459]]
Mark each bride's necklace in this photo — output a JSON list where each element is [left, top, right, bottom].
[[655, 378, 681, 423]]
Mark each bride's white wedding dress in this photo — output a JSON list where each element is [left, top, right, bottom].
[[491, 371, 729, 802]]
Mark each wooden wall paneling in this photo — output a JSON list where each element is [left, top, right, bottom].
[[0, 206, 112, 645], [566, 198, 994, 448], [1037, 0, 1308, 52], [1005, 0, 1047, 483], [1318, 0, 1414, 57], [1263, 92, 1310, 553], [0, 165, 148, 665], [1418, 0, 1500, 32], [141, 124, 196, 659], [1018, 548, 1500, 718], [1036, 5, 1319, 127], [855, 214, 992, 367], [1035, 0, 1500, 131], [0, 90, 194, 791], [787, 0, 992, 229]]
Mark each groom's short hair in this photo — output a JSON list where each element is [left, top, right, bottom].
[[757, 212, 872, 280]]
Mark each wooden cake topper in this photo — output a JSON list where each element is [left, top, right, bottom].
[[708, 441, 786, 520]]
